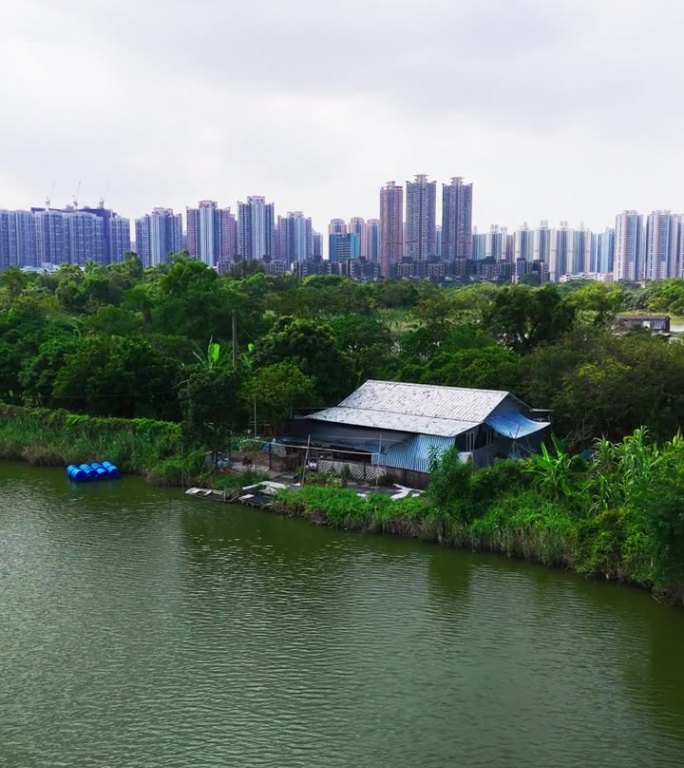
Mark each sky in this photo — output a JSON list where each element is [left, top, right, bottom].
[[1, 0, 683, 234]]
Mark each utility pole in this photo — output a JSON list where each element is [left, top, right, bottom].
[[232, 309, 237, 368]]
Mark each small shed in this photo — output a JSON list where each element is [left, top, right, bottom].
[[286, 380, 550, 485]]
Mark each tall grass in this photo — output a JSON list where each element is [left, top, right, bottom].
[[0, 403, 185, 482]]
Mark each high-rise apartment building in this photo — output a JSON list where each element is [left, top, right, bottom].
[[109, 216, 131, 263], [613, 211, 644, 282], [328, 219, 347, 236], [186, 200, 227, 266], [238, 196, 275, 260], [277, 211, 313, 263], [514, 223, 534, 262], [404, 174, 436, 261], [379, 181, 403, 276], [645, 211, 681, 281], [34, 209, 70, 265], [0, 210, 37, 269], [186, 201, 237, 265], [472, 227, 487, 260], [329, 232, 361, 262], [485, 225, 507, 261], [365, 219, 380, 262], [348, 217, 366, 258], [66, 211, 105, 265], [441, 177, 473, 261], [533, 221, 554, 266], [135, 208, 183, 267], [313, 231, 323, 260], [81, 206, 131, 264], [569, 225, 592, 275]]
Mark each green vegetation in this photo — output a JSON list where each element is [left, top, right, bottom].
[[0, 404, 194, 483], [276, 429, 684, 605]]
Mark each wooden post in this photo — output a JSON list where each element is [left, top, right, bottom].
[[301, 435, 311, 485], [232, 309, 237, 368]]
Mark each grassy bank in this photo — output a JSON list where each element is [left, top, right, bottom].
[[0, 404, 206, 485], [275, 438, 684, 607]]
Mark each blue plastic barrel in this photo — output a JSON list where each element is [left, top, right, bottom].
[[95, 467, 107, 478], [90, 462, 103, 470], [66, 464, 87, 482], [102, 461, 121, 478], [79, 463, 98, 480]]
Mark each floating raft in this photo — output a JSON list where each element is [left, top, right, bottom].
[[66, 461, 121, 482]]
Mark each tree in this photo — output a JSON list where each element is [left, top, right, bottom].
[[242, 362, 317, 433], [482, 284, 575, 353], [178, 366, 246, 450], [0, 267, 29, 303], [251, 317, 354, 403], [420, 346, 520, 391], [52, 336, 182, 419], [329, 314, 393, 384]]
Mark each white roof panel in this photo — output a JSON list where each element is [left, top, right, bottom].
[[337, 380, 510, 423], [308, 406, 475, 438]]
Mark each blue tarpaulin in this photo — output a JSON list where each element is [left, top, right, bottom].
[[485, 412, 549, 439]]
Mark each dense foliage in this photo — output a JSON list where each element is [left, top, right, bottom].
[[4, 257, 684, 451]]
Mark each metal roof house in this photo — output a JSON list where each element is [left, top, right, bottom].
[[287, 380, 550, 484]]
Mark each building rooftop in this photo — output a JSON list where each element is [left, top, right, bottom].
[[307, 380, 547, 439]]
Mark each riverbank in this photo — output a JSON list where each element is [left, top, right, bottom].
[[271, 450, 684, 607], [3, 403, 683, 605], [0, 404, 206, 485]]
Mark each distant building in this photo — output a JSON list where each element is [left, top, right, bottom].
[[238, 196, 275, 261], [34, 209, 70, 265], [404, 174, 437, 261], [277, 211, 313, 263], [0, 210, 37, 268], [645, 211, 680, 281], [328, 218, 347, 236], [614, 313, 670, 334], [379, 181, 403, 277], [312, 231, 323, 259], [135, 208, 183, 267], [348, 217, 366, 257], [514, 223, 534, 263], [441, 176, 473, 261], [329, 232, 361, 262], [365, 218, 380, 262], [613, 211, 644, 282]]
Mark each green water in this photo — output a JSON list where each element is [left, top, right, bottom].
[[1, 462, 684, 768]]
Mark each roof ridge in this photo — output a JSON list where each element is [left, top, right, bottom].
[[320, 404, 480, 425], [363, 379, 510, 397]]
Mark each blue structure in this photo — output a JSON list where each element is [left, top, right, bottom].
[[66, 461, 121, 482]]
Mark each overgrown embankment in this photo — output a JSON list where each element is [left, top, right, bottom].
[[276, 435, 684, 606], [0, 404, 205, 484]]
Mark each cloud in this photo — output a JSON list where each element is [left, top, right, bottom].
[[1, 0, 683, 234]]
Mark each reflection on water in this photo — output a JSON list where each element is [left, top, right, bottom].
[[1, 462, 683, 768]]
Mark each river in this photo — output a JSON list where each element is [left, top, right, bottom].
[[1, 462, 683, 768]]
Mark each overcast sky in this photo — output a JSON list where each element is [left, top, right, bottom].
[[1, 0, 683, 233]]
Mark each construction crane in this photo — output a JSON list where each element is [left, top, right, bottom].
[[98, 181, 110, 210], [45, 181, 55, 210], [72, 180, 81, 209]]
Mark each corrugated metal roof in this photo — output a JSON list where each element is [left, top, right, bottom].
[[337, 380, 510, 423], [308, 406, 475, 438]]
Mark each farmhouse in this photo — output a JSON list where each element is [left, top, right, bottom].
[[286, 380, 550, 486]]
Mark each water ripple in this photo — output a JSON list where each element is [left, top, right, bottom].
[[1, 463, 684, 768]]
